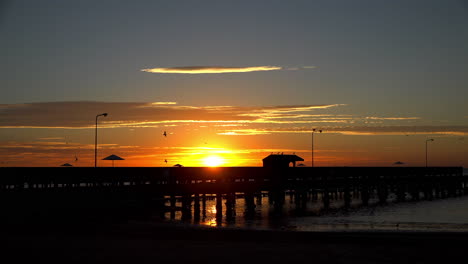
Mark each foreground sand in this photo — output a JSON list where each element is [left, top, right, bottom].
[[1, 219, 468, 264]]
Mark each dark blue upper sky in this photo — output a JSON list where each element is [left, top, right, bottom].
[[1, 0, 467, 123]]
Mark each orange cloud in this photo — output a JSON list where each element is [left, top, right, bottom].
[[141, 66, 282, 74], [151, 102, 177, 105], [217, 126, 468, 136], [0, 102, 343, 128], [4, 102, 457, 138], [365, 117, 421, 120]]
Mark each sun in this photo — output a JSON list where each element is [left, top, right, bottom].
[[203, 155, 225, 167]]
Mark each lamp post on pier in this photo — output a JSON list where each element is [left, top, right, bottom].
[[311, 129, 322, 167], [95, 113, 108, 168], [425, 138, 434, 167]]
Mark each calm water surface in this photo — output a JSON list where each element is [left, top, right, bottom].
[[161, 194, 468, 232], [161, 169, 468, 232]]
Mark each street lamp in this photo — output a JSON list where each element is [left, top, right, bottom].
[[95, 113, 108, 167], [312, 129, 322, 167], [425, 138, 434, 167]]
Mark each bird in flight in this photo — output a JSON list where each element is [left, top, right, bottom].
[[163, 131, 167, 137], [164, 159, 168, 164]]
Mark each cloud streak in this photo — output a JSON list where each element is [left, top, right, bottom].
[[151, 102, 177, 105], [217, 126, 468, 136], [2, 102, 455, 136], [141, 66, 282, 74], [0, 102, 342, 128]]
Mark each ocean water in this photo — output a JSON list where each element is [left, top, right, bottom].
[[162, 168, 468, 232], [290, 196, 468, 232], [163, 194, 468, 232]]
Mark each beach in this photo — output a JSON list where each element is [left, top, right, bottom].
[[1, 219, 468, 264]]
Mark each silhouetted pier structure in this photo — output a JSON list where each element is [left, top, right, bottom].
[[0, 167, 465, 220], [263, 154, 304, 167]]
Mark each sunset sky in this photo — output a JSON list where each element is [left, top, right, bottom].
[[1, 0, 467, 167]]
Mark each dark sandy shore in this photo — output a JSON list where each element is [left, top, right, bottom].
[[1, 218, 467, 264]]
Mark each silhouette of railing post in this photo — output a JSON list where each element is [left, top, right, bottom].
[[457, 174, 464, 196], [294, 172, 309, 211], [244, 192, 256, 218], [168, 170, 177, 220], [423, 177, 433, 200], [434, 179, 441, 199], [447, 172, 456, 197], [409, 173, 420, 201], [396, 175, 405, 202], [322, 174, 330, 210], [168, 195, 175, 219], [268, 191, 274, 205], [225, 192, 235, 221], [378, 175, 390, 204], [216, 193, 222, 222], [255, 192, 262, 205], [269, 168, 285, 214], [194, 193, 201, 221], [202, 193, 207, 218], [293, 190, 301, 210], [361, 175, 370, 206], [181, 194, 192, 221], [343, 174, 351, 208], [442, 172, 448, 198]]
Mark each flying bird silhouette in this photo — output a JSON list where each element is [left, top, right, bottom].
[[163, 131, 167, 137], [164, 159, 168, 164]]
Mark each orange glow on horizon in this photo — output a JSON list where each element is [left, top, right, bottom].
[[2, 126, 466, 168]]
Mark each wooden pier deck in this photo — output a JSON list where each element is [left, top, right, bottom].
[[0, 167, 465, 219], [1, 167, 464, 190]]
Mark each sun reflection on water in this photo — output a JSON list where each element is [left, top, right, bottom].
[[203, 205, 219, 227]]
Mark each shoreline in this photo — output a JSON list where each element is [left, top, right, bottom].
[[2, 220, 468, 263]]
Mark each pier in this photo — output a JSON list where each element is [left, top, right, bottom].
[[0, 167, 465, 220]]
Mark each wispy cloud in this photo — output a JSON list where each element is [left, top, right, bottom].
[[218, 130, 272, 136], [2, 102, 448, 136], [331, 126, 468, 136], [141, 66, 282, 74], [0, 102, 343, 128], [286, 66, 317, 71], [217, 126, 468, 136], [151, 102, 177, 105], [37, 137, 65, 141], [365, 117, 421, 120]]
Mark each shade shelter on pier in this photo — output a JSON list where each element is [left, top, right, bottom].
[[102, 154, 125, 167], [262, 154, 304, 168]]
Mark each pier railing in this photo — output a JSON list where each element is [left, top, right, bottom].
[[0, 167, 464, 192], [0, 167, 465, 213]]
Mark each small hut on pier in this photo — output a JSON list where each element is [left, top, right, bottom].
[[262, 154, 304, 168]]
